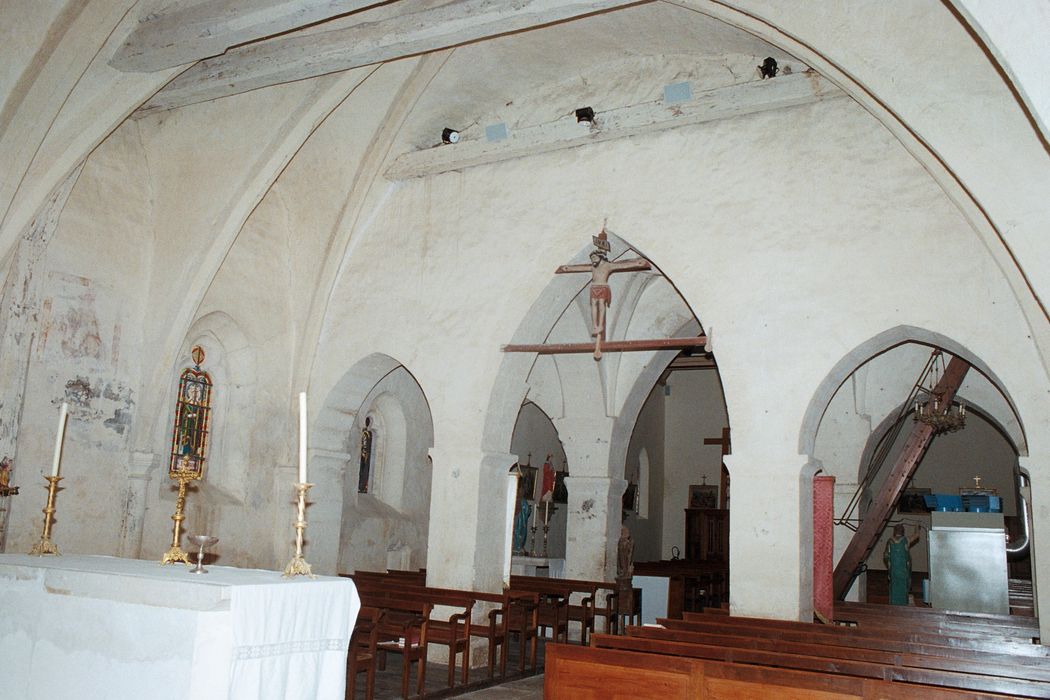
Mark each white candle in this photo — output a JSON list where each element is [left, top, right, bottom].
[[543, 500, 550, 525], [298, 392, 308, 483], [51, 402, 68, 477]]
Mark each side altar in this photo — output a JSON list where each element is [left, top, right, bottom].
[[0, 554, 360, 700]]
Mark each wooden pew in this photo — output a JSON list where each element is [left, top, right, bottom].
[[347, 606, 383, 700], [353, 580, 473, 690], [349, 573, 540, 681], [622, 625, 1050, 683], [544, 642, 1014, 699], [593, 631, 1050, 696], [510, 575, 618, 643], [663, 613, 1050, 659]]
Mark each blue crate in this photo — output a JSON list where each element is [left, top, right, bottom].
[[923, 494, 963, 512]]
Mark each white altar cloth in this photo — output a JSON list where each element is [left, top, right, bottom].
[[0, 554, 359, 700]]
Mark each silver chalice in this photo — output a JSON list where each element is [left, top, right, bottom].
[[188, 535, 219, 574]]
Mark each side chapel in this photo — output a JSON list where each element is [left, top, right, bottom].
[[1, 0, 1049, 697]]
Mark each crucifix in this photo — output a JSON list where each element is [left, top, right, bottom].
[[703, 427, 731, 509], [555, 230, 652, 360]]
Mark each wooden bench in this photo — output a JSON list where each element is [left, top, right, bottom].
[[544, 642, 1013, 699], [510, 575, 617, 643], [623, 625, 1050, 682], [663, 612, 1050, 659], [354, 580, 473, 690], [347, 606, 383, 700], [594, 631, 1050, 696], [349, 573, 540, 681]]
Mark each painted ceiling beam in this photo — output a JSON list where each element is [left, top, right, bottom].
[[110, 0, 386, 72], [832, 355, 970, 600], [135, 0, 648, 115], [386, 71, 842, 180]]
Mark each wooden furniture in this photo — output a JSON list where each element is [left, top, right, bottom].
[[347, 606, 383, 700], [546, 604, 1050, 698], [510, 574, 618, 643], [348, 571, 539, 683], [544, 643, 1014, 699], [368, 594, 431, 699], [684, 508, 728, 562]]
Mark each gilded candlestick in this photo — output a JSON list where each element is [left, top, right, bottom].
[[161, 473, 195, 565], [29, 475, 62, 556], [283, 482, 315, 577]]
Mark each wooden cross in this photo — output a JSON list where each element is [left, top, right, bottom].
[[704, 427, 731, 509]]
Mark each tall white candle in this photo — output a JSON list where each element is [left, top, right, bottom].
[[298, 392, 308, 483], [51, 402, 68, 477]]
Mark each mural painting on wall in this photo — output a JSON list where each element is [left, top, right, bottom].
[[168, 346, 212, 480]]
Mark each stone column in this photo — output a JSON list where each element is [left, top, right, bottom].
[[563, 476, 627, 582], [118, 451, 158, 558], [725, 451, 812, 621], [1021, 455, 1046, 636], [426, 447, 516, 592], [299, 449, 348, 575]]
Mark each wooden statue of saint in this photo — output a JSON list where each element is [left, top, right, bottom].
[[555, 230, 651, 359], [358, 416, 373, 493]]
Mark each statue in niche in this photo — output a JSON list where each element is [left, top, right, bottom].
[[617, 525, 634, 580], [513, 498, 532, 555], [555, 230, 652, 360], [358, 416, 373, 494]]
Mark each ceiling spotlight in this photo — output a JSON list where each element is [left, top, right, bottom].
[[441, 127, 460, 144], [575, 107, 595, 124], [758, 57, 779, 79]]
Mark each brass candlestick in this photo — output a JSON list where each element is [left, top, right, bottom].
[[529, 525, 538, 557], [29, 475, 62, 556], [283, 482, 315, 577], [162, 473, 195, 565]]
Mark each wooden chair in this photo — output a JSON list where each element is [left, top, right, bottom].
[[347, 606, 383, 700], [373, 597, 431, 699]]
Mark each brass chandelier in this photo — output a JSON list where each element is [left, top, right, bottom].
[[913, 350, 966, 434]]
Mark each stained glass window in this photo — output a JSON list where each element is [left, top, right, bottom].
[[169, 345, 212, 480]]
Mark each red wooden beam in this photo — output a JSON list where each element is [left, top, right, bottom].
[[832, 356, 970, 599], [502, 336, 707, 354]]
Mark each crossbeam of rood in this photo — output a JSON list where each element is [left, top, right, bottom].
[[502, 336, 708, 355]]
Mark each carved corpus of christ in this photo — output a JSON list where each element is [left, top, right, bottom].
[[555, 231, 652, 360]]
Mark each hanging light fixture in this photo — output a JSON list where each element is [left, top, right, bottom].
[[913, 350, 966, 434]]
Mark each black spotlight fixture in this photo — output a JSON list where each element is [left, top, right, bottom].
[[441, 127, 460, 144], [575, 106, 595, 124], [758, 57, 778, 79]]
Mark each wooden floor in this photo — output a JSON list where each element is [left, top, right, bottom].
[[351, 636, 548, 700]]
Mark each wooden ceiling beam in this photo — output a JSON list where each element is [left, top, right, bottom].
[[503, 336, 706, 354], [832, 355, 970, 599], [135, 0, 649, 115], [111, 0, 385, 72]]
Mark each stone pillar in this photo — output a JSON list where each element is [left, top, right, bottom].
[[426, 447, 516, 592], [563, 476, 627, 582], [725, 451, 812, 621], [301, 449, 348, 575], [118, 451, 158, 558], [1021, 455, 1047, 638]]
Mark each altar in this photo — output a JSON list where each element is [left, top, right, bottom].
[[0, 554, 359, 700]]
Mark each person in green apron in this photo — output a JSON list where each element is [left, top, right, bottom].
[[884, 524, 919, 605]]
